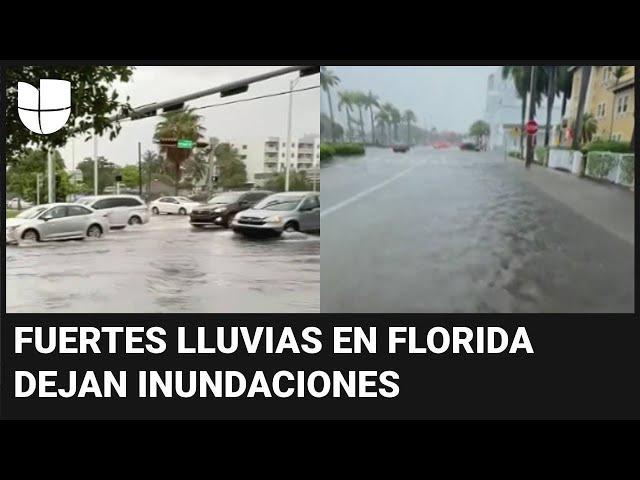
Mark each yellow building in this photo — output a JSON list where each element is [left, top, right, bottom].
[[565, 66, 635, 145]]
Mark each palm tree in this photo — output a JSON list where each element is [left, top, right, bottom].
[[375, 110, 391, 145], [364, 91, 380, 144], [580, 113, 598, 144], [338, 91, 356, 142], [606, 66, 629, 140], [153, 109, 205, 194], [502, 66, 547, 156], [389, 106, 402, 144], [352, 91, 368, 143], [543, 66, 557, 147], [403, 110, 417, 145], [184, 148, 210, 186], [572, 66, 592, 150], [320, 67, 340, 143]]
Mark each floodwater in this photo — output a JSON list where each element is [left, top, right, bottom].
[[6, 215, 320, 313], [321, 146, 634, 313]]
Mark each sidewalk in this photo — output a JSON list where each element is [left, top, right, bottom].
[[503, 155, 635, 245]]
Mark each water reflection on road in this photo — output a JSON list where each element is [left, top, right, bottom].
[[6, 215, 320, 313]]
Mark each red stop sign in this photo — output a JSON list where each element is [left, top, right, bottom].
[[526, 120, 539, 135]]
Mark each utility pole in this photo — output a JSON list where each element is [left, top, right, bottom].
[[36, 173, 42, 205], [47, 150, 55, 203], [138, 142, 143, 196], [525, 66, 537, 168], [93, 135, 99, 195], [285, 78, 299, 192]]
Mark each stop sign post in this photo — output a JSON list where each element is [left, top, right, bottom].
[[526, 120, 539, 136]]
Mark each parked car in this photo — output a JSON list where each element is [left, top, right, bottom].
[[232, 192, 320, 236], [6, 203, 109, 245], [149, 196, 201, 216], [433, 141, 452, 149], [460, 142, 480, 151], [77, 195, 150, 228], [190, 191, 273, 228], [7, 198, 34, 210]]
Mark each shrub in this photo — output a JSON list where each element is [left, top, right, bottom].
[[320, 144, 335, 161], [508, 151, 522, 159], [333, 143, 365, 156], [583, 140, 633, 154], [535, 146, 549, 165]]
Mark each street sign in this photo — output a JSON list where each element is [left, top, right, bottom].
[[177, 139, 194, 149], [526, 120, 539, 135]]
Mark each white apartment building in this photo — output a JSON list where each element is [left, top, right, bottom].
[[225, 135, 321, 186], [484, 68, 562, 151]]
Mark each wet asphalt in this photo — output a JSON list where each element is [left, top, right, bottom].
[[321, 147, 634, 313], [6, 214, 320, 313]]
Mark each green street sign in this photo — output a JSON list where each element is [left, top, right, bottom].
[[177, 139, 194, 149]]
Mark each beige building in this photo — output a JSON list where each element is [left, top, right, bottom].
[[565, 66, 635, 145]]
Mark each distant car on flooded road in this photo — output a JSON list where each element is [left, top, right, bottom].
[[392, 144, 410, 153], [433, 141, 452, 149], [460, 142, 480, 151], [149, 196, 201, 216], [232, 192, 320, 237], [6, 203, 109, 245]]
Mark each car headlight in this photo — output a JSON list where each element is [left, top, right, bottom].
[[6, 225, 18, 232], [266, 215, 283, 224], [213, 207, 227, 213]]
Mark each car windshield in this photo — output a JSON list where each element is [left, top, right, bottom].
[[208, 193, 242, 204], [254, 195, 304, 211], [16, 206, 49, 219]]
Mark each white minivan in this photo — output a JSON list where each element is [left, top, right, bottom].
[[77, 195, 150, 229]]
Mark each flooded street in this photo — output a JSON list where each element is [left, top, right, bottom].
[[321, 147, 634, 313], [6, 215, 320, 313]]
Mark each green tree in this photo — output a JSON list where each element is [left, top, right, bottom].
[[153, 109, 206, 194], [321, 113, 344, 141], [320, 67, 341, 143], [184, 147, 211, 186], [388, 105, 402, 143], [580, 113, 598, 144], [264, 171, 312, 192], [403, 110, 417, 144], [5, 66, 134, 164], [352, 91, 368, 142], [469, 120, 490, 143], [376, 108, 392, 145], [121, 165, 140, 189], [76, 156, 119, 194], [6, 149, 72, 203], [215, 143, 247, 189]]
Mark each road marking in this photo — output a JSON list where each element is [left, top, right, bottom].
[[321, 162, 421, 218]]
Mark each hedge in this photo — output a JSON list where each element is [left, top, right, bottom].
[[583, 141, 633, 154]]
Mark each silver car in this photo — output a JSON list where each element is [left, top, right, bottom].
[[231, 192, 320, 236], [6, 203, 109, 245]]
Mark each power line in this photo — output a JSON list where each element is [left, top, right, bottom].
[[194, 85, 319, 112]]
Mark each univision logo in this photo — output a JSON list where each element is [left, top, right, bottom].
[[18, 79, 71, 134]]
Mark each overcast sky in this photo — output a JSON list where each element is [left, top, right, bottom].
[[322, 66, 499, 133], [60, 66, 319, 168]]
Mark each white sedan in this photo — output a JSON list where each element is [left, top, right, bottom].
[[149, 196, 201, 215]]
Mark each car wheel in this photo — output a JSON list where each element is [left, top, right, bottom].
[[152, 207, 159, 215], [87, 224, 103, 238], [179, 208, 187, 215], [283, 221, 299, 233], [22, 229, 40, 242], [129, 216, 142, 226]]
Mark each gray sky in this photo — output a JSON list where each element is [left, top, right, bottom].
[[322, 66, 498, 133], [60, 66, 319, 168]]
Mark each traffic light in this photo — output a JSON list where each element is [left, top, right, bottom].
[[221, 85, 249, 97], [299, 66, 320, 77], [163, 102, 185, 113], [115, 175, 123, 183]]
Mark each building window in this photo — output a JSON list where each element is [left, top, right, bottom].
[[242, 145, 247, 150], [617, 95, 629, 116], [282, 153, 285, 158], [596, 103, 606, 119]]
